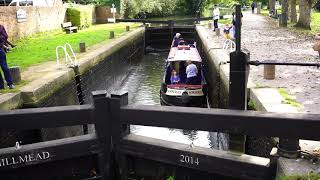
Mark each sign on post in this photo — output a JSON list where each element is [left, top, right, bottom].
[[16, 9, 27, 23], [109, 3, 116, 23]]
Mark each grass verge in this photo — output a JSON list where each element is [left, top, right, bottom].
[[278, 88, 301, 107], [6, 23, 141, 69], [277, 173, 320, 180]]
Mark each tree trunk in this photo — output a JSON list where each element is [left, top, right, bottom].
[[290, 0, 297, 23], [296, 0, 312, 29], [280, 0, 289, 26], [269, 0, 276, 12]]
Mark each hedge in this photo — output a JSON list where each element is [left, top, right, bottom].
[[66, 5, 94, 29]]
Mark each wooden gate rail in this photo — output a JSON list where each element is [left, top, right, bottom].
[[0, 134, 98, 171], [0, 104, 93, 129], [0, 91, 112, 180], [120, 105, 320, 140], [1, 91, 320, 179], [119, 134, 270, 180]]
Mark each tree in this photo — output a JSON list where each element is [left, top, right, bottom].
[[315, 0, 320, 11], [280, 0, 289, 26], [296, 0, 312, 29], [269, 0, 275, 13], [290, 0, 297, 23]]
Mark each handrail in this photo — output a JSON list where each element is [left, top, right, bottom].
[[55, 43, 79, 68], [223, 39, 235, 51], [65, 43, 79, 66]]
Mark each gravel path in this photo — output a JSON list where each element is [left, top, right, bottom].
[[241, 12, 320, 113]]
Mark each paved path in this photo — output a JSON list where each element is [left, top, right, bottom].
[[241, 12, 320, 114]]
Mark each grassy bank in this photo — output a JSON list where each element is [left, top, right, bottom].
[[6, 23, 141, 69]]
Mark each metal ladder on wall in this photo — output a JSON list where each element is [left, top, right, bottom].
[[55, 43, 88, 134], [56, 43, 79, 68], [223, 39, 236, 51]]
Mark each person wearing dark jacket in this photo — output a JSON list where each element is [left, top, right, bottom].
[[0, 24, 15, 89], [251, 2, 256, 14]]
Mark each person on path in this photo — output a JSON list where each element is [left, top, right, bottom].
[[223, 24, 232, 39], [0, 24, 15, 89], [213, 5, 220, 32], [232, 12, 243, 39], [251, 2, 256, 14]]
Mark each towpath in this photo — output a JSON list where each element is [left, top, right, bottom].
[[241, 12, 319, 114]]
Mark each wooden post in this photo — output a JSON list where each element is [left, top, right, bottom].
[[215, 28, 220, 36], [79, 42, 86, 53], [93, 90, 112, 180], [257, 3, 261, 14], [264, 64, 276, 80], [110, 31, 115, 39], [110, 91, 129, 180], [9, 66, 21, 83], [126, 26, 130, 32], [228, 5, 248, 153], [269, 148, 279, 179], [208, 22, 213, 30]]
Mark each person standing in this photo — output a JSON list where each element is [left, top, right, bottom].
[[186, 60, 198, 84], [0, 24, 15, 89], [172, 33, 181, 47], [232, 12, 243, 39], [251, 2, 256, 14], [213, 5, 220, 31]]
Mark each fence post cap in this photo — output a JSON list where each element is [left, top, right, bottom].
[[92, 90, 108, 98]]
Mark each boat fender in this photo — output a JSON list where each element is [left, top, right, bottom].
[[181, 91, 190, 103], [161, 83, 167, 93]]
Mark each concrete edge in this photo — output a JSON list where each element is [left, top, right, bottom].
[[0, 92, 23, 110]]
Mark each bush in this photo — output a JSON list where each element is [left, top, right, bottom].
[[314, 0, 320, 11], [66, 4, 94, 29]]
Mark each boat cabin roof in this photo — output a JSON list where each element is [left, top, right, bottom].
[[167, 46, 202, 62]]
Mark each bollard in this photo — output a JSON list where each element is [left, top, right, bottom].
[[264, 64, 276, 80], [109, 31, 115, 39], [126, 26, 130, 32], [9, 66, 21, 83], [79, 42, 86, 53], [257, 3, 261, 14], [277, 138, 300, 158], [215, 28, 220, 36], [208, 22, 213, 30]]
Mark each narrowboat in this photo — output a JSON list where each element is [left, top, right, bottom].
[[160, 38, 208, 107]]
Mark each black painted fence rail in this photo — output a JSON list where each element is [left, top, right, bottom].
[[0, 104, 94, 129], [0, 91, 320, 180], [121, 105, 320, 140]]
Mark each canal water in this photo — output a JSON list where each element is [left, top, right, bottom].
[[117, 52, 228, 150]]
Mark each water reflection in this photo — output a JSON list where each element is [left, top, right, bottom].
[[117, 52, 228, 150]]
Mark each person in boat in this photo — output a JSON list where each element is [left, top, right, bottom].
[[172, 33, 181, 47], [170, 70, 180, 84], [186, 60, 198, 84]]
